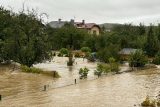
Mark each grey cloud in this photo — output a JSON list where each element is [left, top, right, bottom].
[[1, 0, 160, 25]]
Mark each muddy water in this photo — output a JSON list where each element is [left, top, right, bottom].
[[0, 57, 160, 107]]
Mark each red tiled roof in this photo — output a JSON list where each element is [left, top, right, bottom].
[[75, 22, 98, 29], [85, 23, 96, 29]]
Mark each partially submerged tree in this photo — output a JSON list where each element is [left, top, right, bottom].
[[79, 67, 89, 79], [129, 50, 147, 67]]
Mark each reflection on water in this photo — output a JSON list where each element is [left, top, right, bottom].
[[0, 57, 160, 107]]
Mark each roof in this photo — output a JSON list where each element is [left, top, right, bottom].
[[48, 21, 66, 28], [119, 48, 138, 55], [85, 23, 97, 29], [48, 20, 100, 29]]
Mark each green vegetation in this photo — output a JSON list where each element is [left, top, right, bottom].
[[87, 53, 96, 62], [1, 6, 160, 69], [21, 65, 43, 74], [94, 57, 119, 77], [109, 57, 119, 73], [153, 51, 160, 65], [97, 44, 120, 63], [145, 25, 159, 57], [81, 47, 91, 53], [0, 7, 51, 67], [129, 50, 147, 67], [141, 96, 157, 107], [67, 50, 74, 66], [21, 65, 60, 77], [94, 63, 110, 77], [79, 67, 89, 79], [59, 48, 69, 56]]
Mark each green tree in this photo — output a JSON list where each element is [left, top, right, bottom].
[[0, 7, 51, 67], [138, 23, 146, 36], [81, 47, 91, 53], [145, 25, 159, 57], [59, 48, 68, 55], [108, 57, 119, 73], [50, 23, 87, 50], [153, 51, 160, 65], [97, 44, 120, 63], [129, 50, 147, 67], [79, 67, 89, 79]]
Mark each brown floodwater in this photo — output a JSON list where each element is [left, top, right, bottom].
[[0, 57, 160, 107]]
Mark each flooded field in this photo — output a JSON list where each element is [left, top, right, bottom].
[[0, 57, 160, 107]]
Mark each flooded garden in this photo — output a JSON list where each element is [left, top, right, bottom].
[[0, 57, 160, 107]]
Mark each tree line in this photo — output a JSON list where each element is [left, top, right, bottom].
[[1, 6, 160, 67]]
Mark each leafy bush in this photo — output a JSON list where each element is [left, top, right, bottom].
[[21, 65, 42, 74], [79, 67, 89, 79], [94, 64, 104, 76], [109, 57, 119, 73], [141, 96, 156, 107], [129, 50, 147, 67], [94, 63, 111, 77], [21, 65, 60, 78], [157, 100, 160, 106], [97, 44, 120, 63], [153, 51, 160, 65], [59, 48, 69, 56], [103, 64, 111, 74], [81, 47, 91, 53]]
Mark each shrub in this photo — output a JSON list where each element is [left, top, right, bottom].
[[81, 47, 91, 53], [94, 64, 104, 77], [153, 51, 160, 65], [129, 50, 147, 67], [141, 96, 151, 106], [21, 65, 60, 78], [109, 57, 119, 73], [21, 65, 42, 74], [79, 67, 89, 79], [103, 64, 111, 74], [97, 44, 120, 63], [157, 100, 160, 106], [87, 55, 95, 62], [94, 63, 111, 77], [59, 48, 69, 56], [141, 96, 156, 107]]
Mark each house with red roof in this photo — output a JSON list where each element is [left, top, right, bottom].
[[49, 19, 101, 35]]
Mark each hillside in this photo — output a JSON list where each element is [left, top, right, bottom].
[[99, 23, 123, 30]]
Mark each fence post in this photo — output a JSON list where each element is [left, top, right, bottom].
[[75, 79, 77, 84], [44, 85, 47, 91]]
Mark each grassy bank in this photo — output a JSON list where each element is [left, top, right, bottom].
[[21, 65, 60, 78]]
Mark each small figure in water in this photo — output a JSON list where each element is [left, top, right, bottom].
[[44, 85, 47, 91], [75, 79, 77, 84]]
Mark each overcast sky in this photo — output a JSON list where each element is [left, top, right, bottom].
[[1, 0, 160, 25]]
